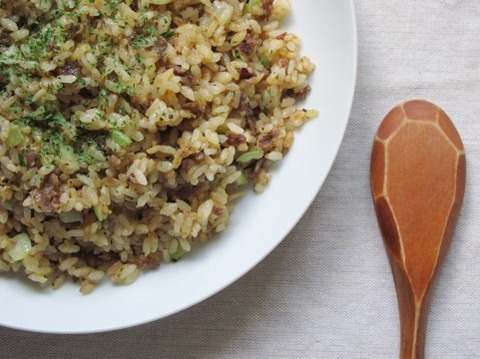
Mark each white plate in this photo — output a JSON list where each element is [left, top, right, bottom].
[[0, 0, 357, 333]]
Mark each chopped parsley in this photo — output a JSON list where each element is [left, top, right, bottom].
[[18, 153, 26, 167], [162, 29, 176, 38]]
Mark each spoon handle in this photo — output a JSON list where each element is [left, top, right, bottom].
[[371, 100, 466, 359]]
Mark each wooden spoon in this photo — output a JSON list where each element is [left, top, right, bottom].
[[370, 100, 466, 359]]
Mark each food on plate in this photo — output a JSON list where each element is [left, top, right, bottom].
[[0, 0, 316, 293]]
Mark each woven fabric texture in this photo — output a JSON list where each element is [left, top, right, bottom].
[[1, 1, 479, 358]]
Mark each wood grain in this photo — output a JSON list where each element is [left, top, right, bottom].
[[371, 100, 466, 359]]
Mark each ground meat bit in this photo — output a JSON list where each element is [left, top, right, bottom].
[[153, 36, 169, 55], [172, 15, 186, 27], [79, 87, 95, 99], [46, 173, 59, 187], [112, 152, 135, 172], [182, 152, 205, 164], [0, 185, 13, 202], [258, 129, 280, 151], [192, 3, 206, 17], [153, 37, 169, 69], [278, 58, 289, 68], [66, 23, 84, 40], [167, 64, 186, 76], [243, 103, 261, 124], [173, 184, 194, 201], [81, 213, 99, 236], [263, 0, 274, 19], [286, 85, 312, 101], [179, 152, 206, 173], [212, 207, 224, 216], [132, 243, 143, 256], [129, 99, 147, 114], [171, 1, 191, 12], [108, 154, 122, 169], [15, 16, 27, 29], [226, 132, 247, 147], [167, 64, 194, 86], [234, 93, 249, 115], [22, 151, 40, 167], [129, 1, 138, 11], [81, 250, 119, 268], [0, 32, 10, 46], [54, 63, 80, 77], [181, 74, 194, 86], [29, 174, 61, 212], [144, 253, 163, 269], [246, 115, 259, 135], [276, 32, 288, 40], [193, 152, 206, 161], [132, 251, 163, 270], [248, 158, 266, 179], [239, 68, 255, 80], [239, 32, 261, 56], [183, 102, 205, 116], [97, 251, 116, 263]]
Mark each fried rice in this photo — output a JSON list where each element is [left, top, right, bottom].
[[0, 0, 316, 293]]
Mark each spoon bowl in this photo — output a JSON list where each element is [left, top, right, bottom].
[[371, 100, 466, 359]]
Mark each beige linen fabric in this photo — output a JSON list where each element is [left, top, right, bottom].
[[1, 1, 479, 358]]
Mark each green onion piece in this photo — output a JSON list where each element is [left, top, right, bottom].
[[260, 55, 270, 69], [3, 198, 15, 211], [60, 144, 75, 158], [216, 124, 229, 134], [94, 205, 106, 221], [232, 49, 245, 61], [150, 0, 171, 4], [7, 125, 23, 147], [18, 154, 26, 167], [8, 233, 32, 261], [110, 130, 132, 149], [246, 0, 262, 14], [59, 211, 83, 224], [171, 245, 184, 262], [162, 29, 176, 38], [237, 149, 264, 163], [236, 172, 248, 186]]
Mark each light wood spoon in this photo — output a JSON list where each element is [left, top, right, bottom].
[[371, 100, 466, 359]]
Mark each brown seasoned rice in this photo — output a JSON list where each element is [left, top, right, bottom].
[[0, 0, 316, 293]]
